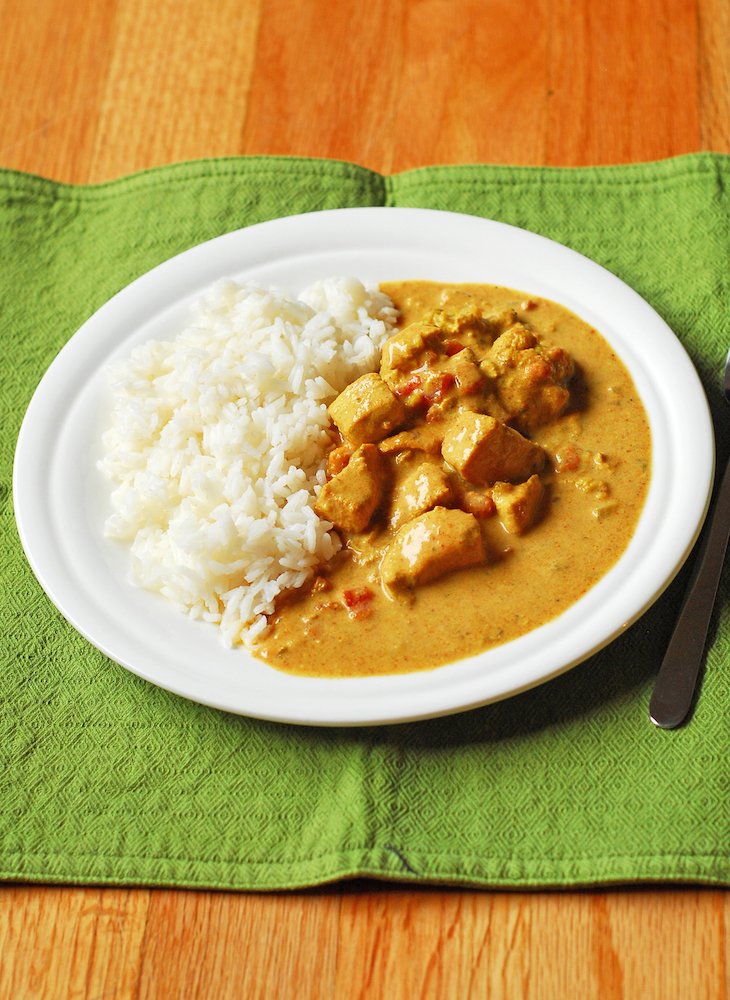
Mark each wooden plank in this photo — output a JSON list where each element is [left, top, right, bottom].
[[135, 888, 340, 1000], [545, 0, 701, 163], [698, 0, 730, 150], [0, 885, 150, 999], [0, 0, 118, 183], [3, 0, 727, 182], [335, 888, 730, 999], [89, 0, 263, 179], [0, 886, 726, 999], [242, 0, 552, 169]]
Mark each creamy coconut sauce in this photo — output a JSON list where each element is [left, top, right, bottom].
[[255, 282, 651, 677]]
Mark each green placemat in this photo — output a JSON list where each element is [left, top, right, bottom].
[[1, 153, 728, 890]]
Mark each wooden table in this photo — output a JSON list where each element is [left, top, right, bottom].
[[1, 1, 727, 997]]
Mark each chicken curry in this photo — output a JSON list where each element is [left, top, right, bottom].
[[255, 281, 652, 677]]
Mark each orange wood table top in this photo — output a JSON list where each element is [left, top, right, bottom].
[[0, 1, 727, 997]]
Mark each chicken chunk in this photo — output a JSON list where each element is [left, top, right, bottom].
[[314, 444, 386, 533], [441, 412, 544, 485], [484, 325, 574, 432], [328, 372, 406, 446], [380, 322, 442, 376], [429, 305, 518, 344], [492, 475, 544, 534], [388, 461, 455, 530], [380, 507, 486, 589], [326, 443, 352, 477], [378, 422, 446, 456], [441, 347, 486, 396], [417, 348, 492, 421], [488, 323, 538, 364]]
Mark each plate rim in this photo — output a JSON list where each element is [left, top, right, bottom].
[[12, 206, 715, 726]]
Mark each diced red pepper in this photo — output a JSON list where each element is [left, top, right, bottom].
[[342, 587, 374, 621], [444, 340, 465, 357], [555, 444, 581, 472], [394, 374, 422, 399], [343, 587, 373, 608], [423, 373, 456, 405]]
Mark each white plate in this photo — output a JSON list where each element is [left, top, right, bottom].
[[13, 207, 714, 726]]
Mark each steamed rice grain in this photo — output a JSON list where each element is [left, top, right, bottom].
[[99, 277, 397, 645]]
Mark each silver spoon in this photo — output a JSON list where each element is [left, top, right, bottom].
[[649, 349, 730, 728]]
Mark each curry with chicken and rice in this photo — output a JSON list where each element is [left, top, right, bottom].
[[256, 281, 651, 677]]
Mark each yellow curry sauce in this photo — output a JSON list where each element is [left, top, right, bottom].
[[255, 282, 651, 677]]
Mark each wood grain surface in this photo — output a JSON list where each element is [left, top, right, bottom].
[[0, 0, 728, 997]]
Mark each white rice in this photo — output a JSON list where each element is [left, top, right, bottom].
[[98, 277, 397, 645]]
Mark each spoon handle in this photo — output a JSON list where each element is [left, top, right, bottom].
[[649, 453, 730, 728]]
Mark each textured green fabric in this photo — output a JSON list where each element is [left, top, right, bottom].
[[1, 153, 728, 890]]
